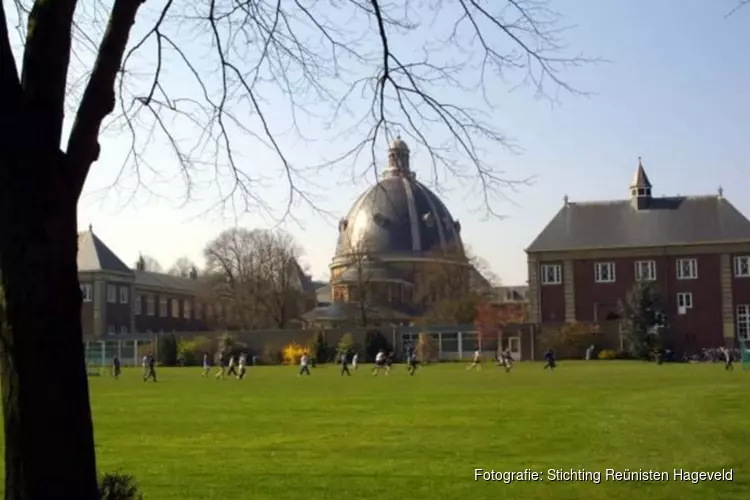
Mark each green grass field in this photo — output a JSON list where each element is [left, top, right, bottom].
[[2, 361, 749, 499]]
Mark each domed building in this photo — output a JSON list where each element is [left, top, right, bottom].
[[303, 138, 471, 326]]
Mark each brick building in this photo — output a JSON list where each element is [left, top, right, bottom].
[[78, 226, 208, 338], [526, 159, 750, 353]]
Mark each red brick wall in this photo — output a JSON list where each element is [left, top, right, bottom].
[[539, 261, 565, 322]]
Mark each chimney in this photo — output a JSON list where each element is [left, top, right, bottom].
[[136, 254, 145, 271], [189, 266, 198, 280]]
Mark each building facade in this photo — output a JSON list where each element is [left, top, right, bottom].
[[78, 227, 208, 338], [526, 159, 750, 353]]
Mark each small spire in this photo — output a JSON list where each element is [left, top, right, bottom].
[[563, 194, 569, 206], [718, 185, 724, 198], [88, 223, 93, 232]]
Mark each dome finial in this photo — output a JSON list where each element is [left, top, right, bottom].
[[718, 185, 724, 198], [384, 134, 411, 178]]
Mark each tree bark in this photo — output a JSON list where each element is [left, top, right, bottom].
[[0, 152, 99, 500]]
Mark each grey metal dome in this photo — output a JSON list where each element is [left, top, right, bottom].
[[335, 139, 464, 258]]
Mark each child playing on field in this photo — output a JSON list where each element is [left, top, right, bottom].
[[202, 353, 211, 377], [467, 350, 481, 370], [112, 356, 121, 380], [299, 353, 311, 376], [544, 349, 556, 371], [372, 350, 386, 376], [407, 352, 418, 376], [237, 353, 247, 379], [352, 352, 359, 370]]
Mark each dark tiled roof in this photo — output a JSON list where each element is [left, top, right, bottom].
[[77, 230, 132, 274], [134, 271, 202, 293], [527, 196, 750, 252], [301, 301, 411, 322]]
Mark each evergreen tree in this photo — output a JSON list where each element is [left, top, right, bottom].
[[618, 283, 667, 359]]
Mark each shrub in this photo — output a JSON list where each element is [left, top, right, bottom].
[[177, 336, 213, 365], [306, 331, 329, 363], [261, 342, 282, 365], [598, 349, 617, 360], [282, 342, 306, 365], [98, 472, 143, 500], [157, 334, 178, 366], [337, 333, 354, 355], [615, 350, 633, 360]]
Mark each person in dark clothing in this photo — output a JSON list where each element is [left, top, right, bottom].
[[227, 355, 238, 377], [543, 349, 556, 371], [112, 356, 121, 379], [340, 351, 351, 376], [407, 352, 418, 376], [385, 352, 394, 376], [143, 354, 157, 382]]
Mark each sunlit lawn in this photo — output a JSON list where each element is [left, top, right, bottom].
[[2, 361, 749, 499]]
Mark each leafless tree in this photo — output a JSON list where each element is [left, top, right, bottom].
[[138, 254, 163, 273], [203, 228, 309, 328], [168, 256, 196, 278], [335, 233, 379, 328], [0, 1, 590, 497]]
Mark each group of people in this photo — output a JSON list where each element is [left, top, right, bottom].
[[204, 352, 249, 379]]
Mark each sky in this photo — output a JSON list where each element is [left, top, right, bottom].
[[57, 0, 749, 284]]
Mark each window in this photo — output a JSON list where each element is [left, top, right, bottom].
[[677, 292, 693, 313], [635, 260, 656, 282], [734, 256, 750, 278], [595, 262, 616, 283], [134, 294, 142, 315], [184, 300, 192, 319], [146, 295, 155, 316], [540, 264, 562, 285], [119, 286, 129, 304], [171, 299, 180, 318], [120, 325, 128, 335], [107, 285, 116, 303], [80, 283, 93, 302], [107, 324, 116, 336], [677, 258, 698, 280], [159, 298, 167, 317], [738, 305, 750, 341], [195, 302, 203, 320]]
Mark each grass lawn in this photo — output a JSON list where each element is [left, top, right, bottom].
[[2, 361, 749, 499]]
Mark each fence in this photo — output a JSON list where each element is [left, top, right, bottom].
[[84, 338, 156, 367]]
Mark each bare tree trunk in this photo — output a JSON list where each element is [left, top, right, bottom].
[[0, 153, 98, 499]]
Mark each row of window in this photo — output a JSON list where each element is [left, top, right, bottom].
[[541, 256, 750, 285], [80, 284, 131, 303], [134, 295, 203, 320]]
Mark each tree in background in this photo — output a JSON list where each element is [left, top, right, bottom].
[[364, 331, 391, 362], [0, 0, 588, 496], [168, 257, 197, 278], [539, 321, 600, 355], [307, 331, 329, 364], [474, 301, 527, 352], [618, 283, 667, 359]]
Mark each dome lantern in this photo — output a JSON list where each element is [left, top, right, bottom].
[[384, 136, 411, 178]]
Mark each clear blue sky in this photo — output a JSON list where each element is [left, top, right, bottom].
[[69, 0, 749, 284]]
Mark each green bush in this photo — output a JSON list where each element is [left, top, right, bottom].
[[307, 331, 330, 363], [337, 333, 354, 354], [261, 342, 282, 365], [597, 349, 617, 360], [157, 334, 178, 366], [177, 336, 213, 365], [99, 472, 143, 500]]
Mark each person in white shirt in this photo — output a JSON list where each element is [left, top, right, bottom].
[[352, 353, 359, 370], [202, 353, 211, 377], [502, 349, 513, 373], [372, 350, 386, 376], [237, 354, 247, 379], [141, 355, 149, 378], [299, 353, 311, 376], [467, 350, 481, 371]]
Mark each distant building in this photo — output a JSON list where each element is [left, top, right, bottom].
[[526, 158, 750, 352], [301, 138, 471, 326], [78, 227, 208, 338]]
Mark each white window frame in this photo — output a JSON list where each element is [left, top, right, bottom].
[[540, 264, 562, 285], [635, 260, 656, 282], [738, 304, 750, 341], [107, 284, 116, 303], [676, 258, 698, 280], [677, 292, 693, 312], [594, 262, 616, 283], [171, 299, 180, 318], [134, 294, 142, 315], [80, 283, 93, 302], [119, 286, 129, 304], [146, 295, 155, 316], [734, 256, 750, 278], [184, 300, 192, 319]]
